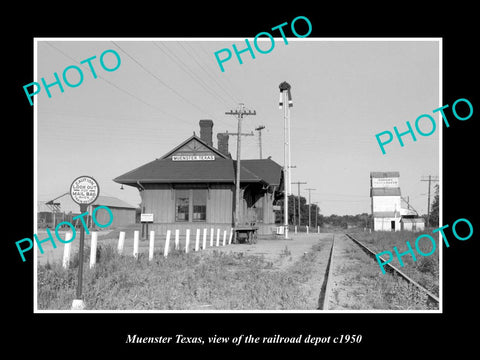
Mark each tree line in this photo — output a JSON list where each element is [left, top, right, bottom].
[[275, 184, 439, 229]]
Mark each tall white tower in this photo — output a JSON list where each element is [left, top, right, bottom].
[[370, 171, 401, 231]]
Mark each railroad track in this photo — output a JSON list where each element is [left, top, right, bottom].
[[319, 233, 439, 310]]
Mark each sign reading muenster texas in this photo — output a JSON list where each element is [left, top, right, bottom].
[[172, 155, 215, 161], [70, 175, 100, 205]]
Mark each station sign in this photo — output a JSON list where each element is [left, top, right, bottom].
[[141, 213, 154, 222], [172, 155, 215, 161]]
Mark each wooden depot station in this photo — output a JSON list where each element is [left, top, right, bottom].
[[114, 120, 284, 241]]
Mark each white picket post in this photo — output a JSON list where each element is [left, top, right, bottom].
[[133, 230, 139, 259], [164, 230, 171, 257], [62, 231, 73, 269], [222, 230, 227, 246], [210, 228, 214, 247], [149, 230, 155, 261], [228, 228, 233, 245], [317, 226, 320, 233], [175, 229, 180, 250], [202, 228, 207, 250], [195, 229, 200, 251], [89, 231, 98, 269], [216, 228, 220, 247], [295, 226, 297, 234], [306, 225, 309, 234], [117, 231, 125, 255], [185, 229, 190, 253]]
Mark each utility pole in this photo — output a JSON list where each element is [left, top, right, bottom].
[[292, 181, 307, 227], [279, 81, 293, 239], [305, 188, 316, 228], [289, 165, 297, 226], [218, 130, 254, 140], [288, 165, 296, 196], [402, 195, 420, 216], [226, 103, 256, 239], [292, 194, 295, 226], [255, 125, 265, 159], [421, 175, 439, 227]]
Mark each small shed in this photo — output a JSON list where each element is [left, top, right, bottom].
[[37, 201, 54, 228], [400, 217, 425, 231], [372, 211, 402, 231], [42, 193, 136, 229]]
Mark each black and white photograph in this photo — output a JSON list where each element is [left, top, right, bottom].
[[7, 6, 478, 354], [34, 38, 441, 313]]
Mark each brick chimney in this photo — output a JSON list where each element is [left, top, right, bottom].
[[199, 119, 213, 146], [217, 132, 230, 157]]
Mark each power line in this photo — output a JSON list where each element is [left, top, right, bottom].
[[196, 42, 245, 101], [181, 42, 240, 105], [176, 43, 233, 105], [255, 125, 265, 159], [292, 181, 307, 227], [305, 188, 316, 228], [152, 42, 232, 109], [225, 103, 256, 238], [111, 41, 217, 119], [421, 175, 439, 226], [44, 42, 190, 124], [312, 192, 370, 198]]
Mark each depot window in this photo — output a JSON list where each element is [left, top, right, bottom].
[[175, 188, 207, 222]]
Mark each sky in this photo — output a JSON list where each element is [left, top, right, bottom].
[[35, 38, 440, 216]]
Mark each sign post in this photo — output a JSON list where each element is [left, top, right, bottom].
[[69, 175, 99, 310], [141, 213, 153, 239]]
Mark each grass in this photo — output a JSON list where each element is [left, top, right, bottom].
[[334, 252, 436, 310], [38, 242, 324, 310], [348, 230, 439, 297]]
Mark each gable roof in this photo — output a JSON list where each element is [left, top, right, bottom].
[[113, 136, 283, 187], [114, 158, 262, 184], [370, 171, 400, 178], [44, 193, 136, 213], [159, 135, 228, 160], [240, 159, 282, 186], [92, 196, 137, 209], [37, 201, 52, 212]]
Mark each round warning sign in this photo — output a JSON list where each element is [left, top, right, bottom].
[[70, 175, 100, 205]]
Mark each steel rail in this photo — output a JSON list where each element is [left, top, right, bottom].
[[319, 234, 335, 310], [345, 233, 439, 305]]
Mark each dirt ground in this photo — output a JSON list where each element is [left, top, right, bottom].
[[200, 233, 333, 270]]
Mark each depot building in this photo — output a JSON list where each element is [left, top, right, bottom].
[[113, 120, 284, 236]]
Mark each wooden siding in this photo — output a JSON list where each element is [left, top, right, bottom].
[[140, 184, 233, 234], [207, 184, 234, 224], [240, 185, 276, 225], [140, 183, 277, 235], [91, 206, 136, 228], [142, 184, 174, 223]]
